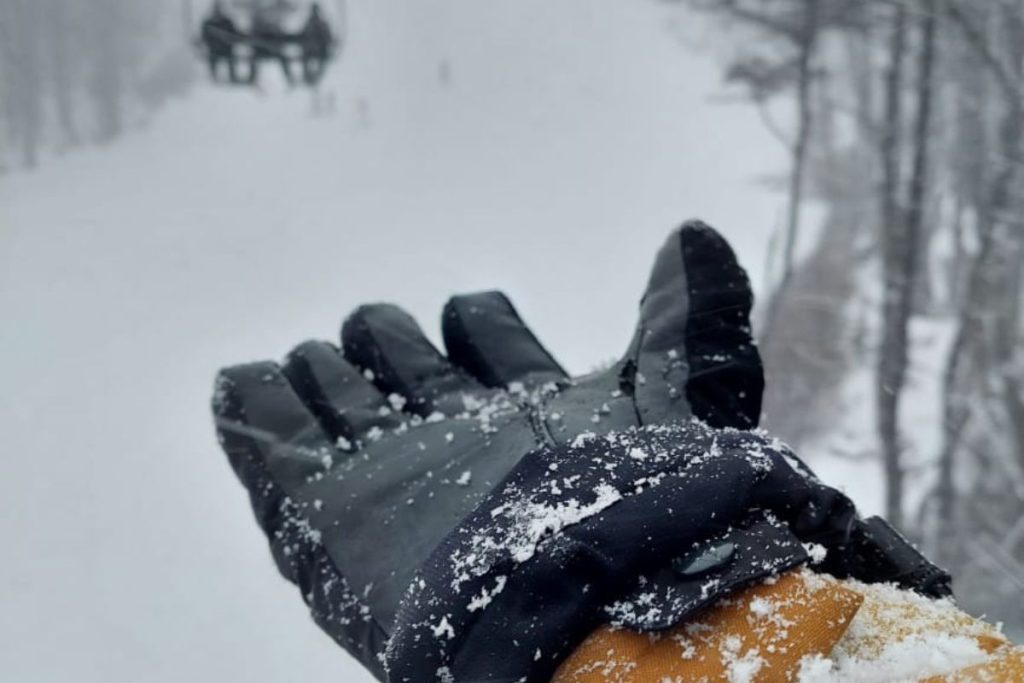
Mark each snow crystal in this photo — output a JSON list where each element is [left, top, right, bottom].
[[604, 594, 664, 629], [452, 482, 626, 595], [466, 576, 507, 612], [802, 542, 828, 565], [461, 394, 485, 412], [499, 483, 623, 563], [721, 636, 764, 683], [540, 381, 560, 395], [431, 616, 455, 640], [747, 596, 775, 619], [570, 431, 597, 448]]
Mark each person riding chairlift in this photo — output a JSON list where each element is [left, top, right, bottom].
[[248, 6, 294, 86], [299, 3, 333, 86], [200, 1, 242, 84]]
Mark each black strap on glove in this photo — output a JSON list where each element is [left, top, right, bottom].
[[849, 516, 952, 598], [212, 220, 950, 683]]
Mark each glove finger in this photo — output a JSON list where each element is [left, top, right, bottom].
[[212, 363, 390, 676], [283, 340, 402, 445], [442, 290, 567, 389], [628, 220, 763, 429], [341, 303, 480, 416], [214, 361, 339, 499]]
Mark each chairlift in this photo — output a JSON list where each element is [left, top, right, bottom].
[[187, 0, 346, 88]]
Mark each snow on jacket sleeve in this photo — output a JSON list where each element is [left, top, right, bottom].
[[552, 568, 863, 682], [553, 567, 1018, 683]]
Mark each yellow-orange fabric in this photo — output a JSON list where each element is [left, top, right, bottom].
[[552, 570, 863, 683], [552, 568, 1022, 682]]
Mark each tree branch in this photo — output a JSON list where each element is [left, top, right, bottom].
[[942, 0, 1024, 116]]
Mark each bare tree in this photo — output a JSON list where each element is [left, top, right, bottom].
[[0, 0, 44, 168], [45, 0, 80, 150], [88, 0, 126, 143], [0, 0, 190, 166], [876, 0, 937, 529], [875, 1, 909, 526], [780, 0, 820, 296]]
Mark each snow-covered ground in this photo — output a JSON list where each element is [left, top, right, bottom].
[[0, 1, 816, 680]]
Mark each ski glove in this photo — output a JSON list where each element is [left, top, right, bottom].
[[212, 221, 949, 683]]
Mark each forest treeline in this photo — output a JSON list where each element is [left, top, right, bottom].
[[0, 0, 193, 170], [680, 0, 1024, 633]]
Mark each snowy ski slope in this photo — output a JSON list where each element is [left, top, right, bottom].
[[0, 1, 797, 680]]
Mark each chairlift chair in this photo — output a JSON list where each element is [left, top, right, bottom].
[[189, 0, 345, 87]]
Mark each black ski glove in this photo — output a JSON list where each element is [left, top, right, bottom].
[[212, 221, 948, 683]]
